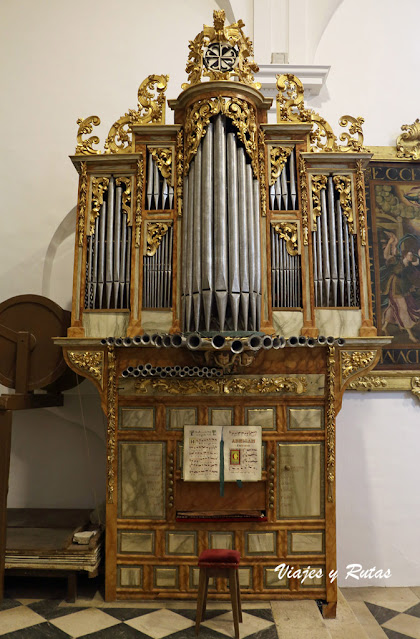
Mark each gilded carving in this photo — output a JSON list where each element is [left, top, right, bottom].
[[203, 349, 257, 374], [115, 177, 132, 223], [311, 175, 327, 231], [411, 377, 420, 400], [326, 346, 336, 503], [182, 10, 260, 90], [299, 156, 309, 245], [348, 376, 387, 390], [90, 177, 109, 235], [146, 222, 169, 256], [107, 345, 116, 504], [77, 162, 88, 247], [258, 129, 267, 217], [135, 156, 144, 247], [68, 350, 103, 386], [355, 160, 367, 246], [339, 115, 367, 153], [104, 113, 133, 154], [273, 222, 299, 256], [396, 119, 420, 160], [184, 96, 258, 177], [176, 130, 183, 217], [333, 175, 354, 233], [75, 115, 101, 155], [149, 147, 173, 185], [341, 351, 375, 381], [276, 74, 366, 154], [269, 146, 292, 186], [131, 74, 168, 125], [134, 376, 307, 396]]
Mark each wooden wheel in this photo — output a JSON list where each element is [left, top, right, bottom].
[[0, 295, 71, 391]]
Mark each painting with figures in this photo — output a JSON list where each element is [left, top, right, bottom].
[[366, 162, 420, 370]]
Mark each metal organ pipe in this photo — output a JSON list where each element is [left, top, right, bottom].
[[227, 131, 240, 332], [312, 174, 359, 308], [237, 144, 250, 329], [214, 115, 228, 331], [201, 122, 214, 331], [181, 113, 261, 332]]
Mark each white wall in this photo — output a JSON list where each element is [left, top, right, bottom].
[[1, 0, 419, 586]]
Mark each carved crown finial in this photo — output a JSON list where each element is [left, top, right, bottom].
[[181, 12, 260, 90]]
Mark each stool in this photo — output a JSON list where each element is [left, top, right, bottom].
[[195, 549, 242, 638]]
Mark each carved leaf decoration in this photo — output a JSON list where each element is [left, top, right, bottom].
[[182, 10, 260, 90], [273, 222, 299, 256], [276, 74, 366, 154], [146, 222, 169, 256], [396, 119, 420, 160], [104, 113, 133, 154], [75, 115, 101, 155]]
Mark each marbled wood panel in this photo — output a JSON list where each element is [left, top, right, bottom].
[[315, 309, 362, 338], [272, 311, 304, 338], [120, 408, 155, 429], [209, 532, 234, 549], [176, 480, 265, 511], [119, 442, 165, 518], [119, 566, 142, 588], [246, 531, 276, 554], [209, 408, 233, 425], [299, 564, 325, 588], [289, 531, 324, 554], [119, 531, 154, 553], [83, 311, 129, 338], [246, 407, 276, 430], [278, 443, 323, 518], [288, 407, 323, 430]]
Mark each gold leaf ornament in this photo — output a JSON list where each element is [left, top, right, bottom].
[[182, 10, 260, 90], [75, 115, 101, 155], [146, 222, 169, 256], [273, 222, 299, 256]]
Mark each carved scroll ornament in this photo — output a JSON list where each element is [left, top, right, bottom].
[[184, 96, 258, 177], [276, 73, 367, 154], [273, 222, 299, 256]]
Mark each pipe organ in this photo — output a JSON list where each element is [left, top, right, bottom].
[[59, 11, 389, 617]]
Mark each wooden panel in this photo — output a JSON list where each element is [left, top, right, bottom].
[[119, 442, 165, 518], [175, 480, 266, 512]]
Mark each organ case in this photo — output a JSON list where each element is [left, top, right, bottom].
[[58, 11, 388, 616]]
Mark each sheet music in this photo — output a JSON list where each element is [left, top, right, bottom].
[[183, 425, 262, 482]]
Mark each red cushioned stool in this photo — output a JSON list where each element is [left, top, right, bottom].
[[195, 549, 242, 638]]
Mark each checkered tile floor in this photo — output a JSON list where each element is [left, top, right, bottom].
[[2, 576, 420, 639]]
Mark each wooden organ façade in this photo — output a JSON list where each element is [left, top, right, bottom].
[[59, 11, 388, 616]]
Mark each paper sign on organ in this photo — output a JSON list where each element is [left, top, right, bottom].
[[183, 425, 262, 482]]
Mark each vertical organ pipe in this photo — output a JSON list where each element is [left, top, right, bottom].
[[320, 188, 331, 305], [336, 199, 345, 305], [185, 160, 195, 330], [192, 144, 202, 329], [237, 144, 249, 329], [246, 162, 256, 330], [290, 149, 297, 209], [327, 177, 338, 306], [227, 131, 240, 331], [202, 122, 214, 331], [147, 153, 153, 209], [181, 175, 189, 327], [97, 200, 107, 308], [214, 115, 228, 330], [105, 177, 115, 308], [253, 179, 261, 327], [113, 185, 122, 307]]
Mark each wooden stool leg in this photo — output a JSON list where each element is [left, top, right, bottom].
[[195, 568, 206, 635], [235, 569, 242, 622], [202, 574, 209, 620], [229, 568, 240, 639]]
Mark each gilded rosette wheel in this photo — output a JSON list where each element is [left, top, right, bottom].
[[0, 295, 71, 391]]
